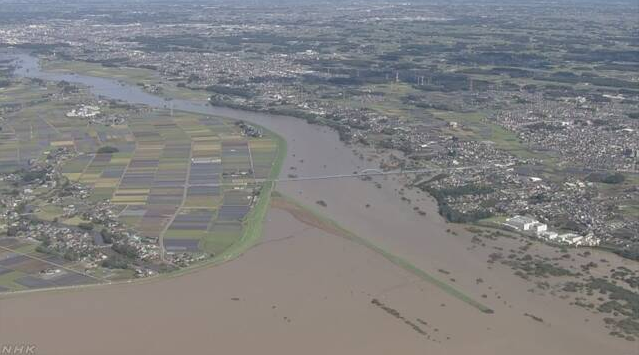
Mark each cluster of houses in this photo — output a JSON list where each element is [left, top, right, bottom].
[[235, 121, 263, 138], [504, 215, 600, 247]]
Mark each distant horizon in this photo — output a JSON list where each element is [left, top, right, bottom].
[[0, 0, 636, 4]]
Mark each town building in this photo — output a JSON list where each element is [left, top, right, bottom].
[[505, 215, 537, 231]]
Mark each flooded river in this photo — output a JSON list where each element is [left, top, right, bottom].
[[0, 52, 634, 355]]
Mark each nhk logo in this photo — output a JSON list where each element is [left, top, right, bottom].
[[1, 345, 36, 355]]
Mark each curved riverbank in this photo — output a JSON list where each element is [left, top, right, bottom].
[[4, 51, 492, 311]]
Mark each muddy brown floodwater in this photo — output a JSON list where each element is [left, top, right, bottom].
[[0, 52, 637, 354]]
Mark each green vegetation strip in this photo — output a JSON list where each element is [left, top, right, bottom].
[[275, 193, 494, 314], [224, 131, 288, 255]]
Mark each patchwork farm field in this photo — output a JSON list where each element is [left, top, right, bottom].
[[0, 79, 281, 291], [60, 111, 280, 254], [0, 237, 99, 292], [0, 81, 95, 173]]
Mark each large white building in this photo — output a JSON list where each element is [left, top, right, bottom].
[[66, 104, 100, 118], [530, 222, 547, 234], [504, 215, 600, 247], [505, 215, 537, 231]]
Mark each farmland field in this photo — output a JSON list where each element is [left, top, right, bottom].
[[0, 77, 282, 291], [62, 110, 280, 253]]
